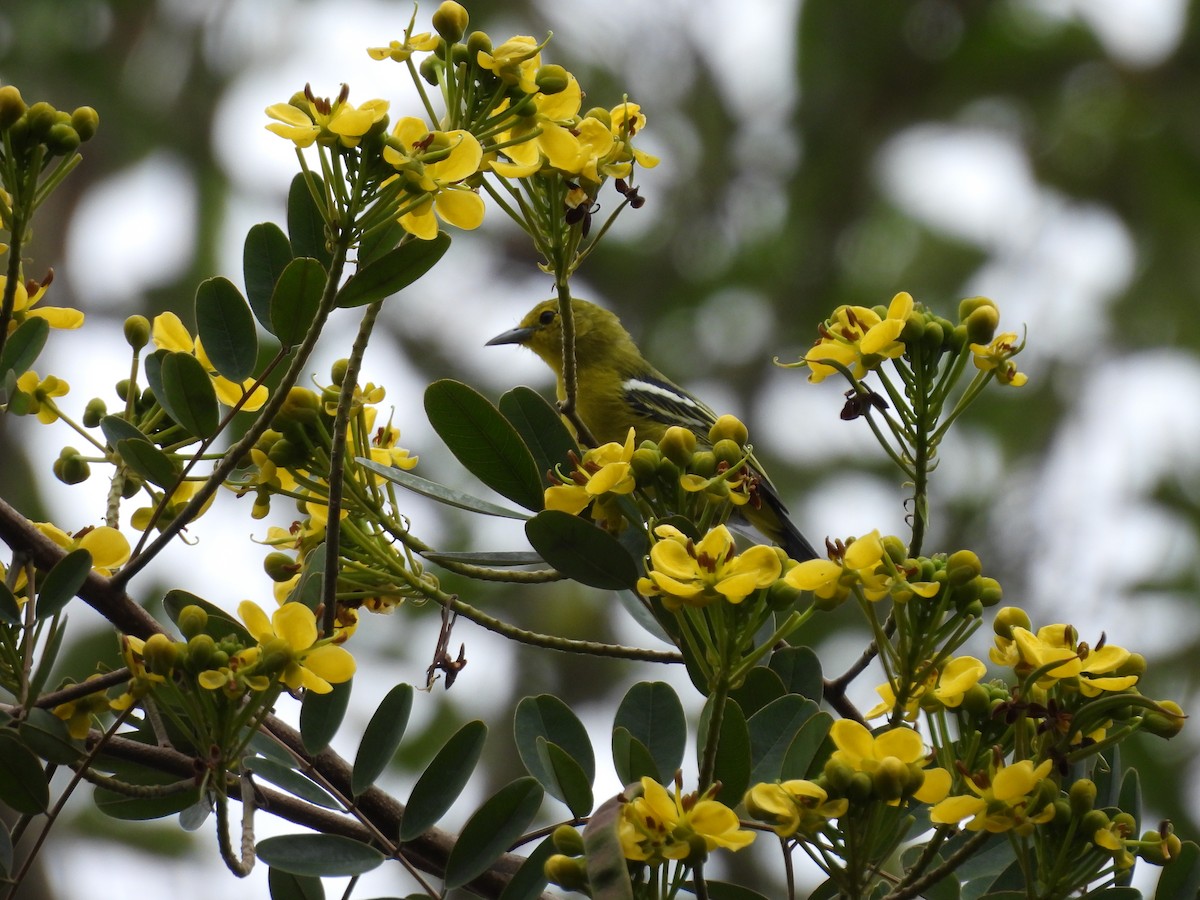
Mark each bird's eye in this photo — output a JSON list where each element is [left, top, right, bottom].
[[538, 309, 556, 326]]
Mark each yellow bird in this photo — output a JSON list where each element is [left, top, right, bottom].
[[487, 298, 818, 561]]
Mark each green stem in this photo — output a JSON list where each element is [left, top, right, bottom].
[[698, 672, 730, 792]]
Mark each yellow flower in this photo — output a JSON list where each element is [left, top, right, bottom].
[[638, 523, 781, 612], [14, 371, 70, 424], [53, 675, 113, 739], [544, 427, 636, 515], [804, 292, 913, 383], [828, 719, 951, 804], [383, 118, 485, 239], [236, 600, 355, 694], [1, 271, 82, 333], [265, 84, 388, 149], [970, 331, 1027, 387], [785, 530, 889, 604], [866, 656, 987, 721], [930, 758, 1056, 835], [152, 312, 268, 411], [992, 624, 1138, 697], [619, 776, 754, 864], [35, 522, 130, 576], [366, 33, 439, 62], [489, 76, 595, 179], [476, 35, 544, 91], [131, 480, 217, 532], [744, 780, 848, 839]]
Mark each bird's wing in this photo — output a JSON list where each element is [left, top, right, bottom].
[[621, 373, 719, 436]]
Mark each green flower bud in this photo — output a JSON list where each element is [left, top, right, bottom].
[[946, 324, 968, 354], [0, 85, 26, 129], [544, 853, 588, 891], [872, 756, 909, 802], [120, 472, 143, 498], [143, 633, 182, 676], [124, 314, 151, 350], [630, 446, 660, 483], [846, 771, 874, 804], [1142, 700, 1186, 738], [822, 758, 854, 795], [71, 105, 100, 141], [993, 606, 1031, 639], [958, 295, 996, 320], [1139, 829, 1182, 865], [1116, 652, 1146, 678], [24, 101, 57, 141], [766, 576, 804, 612], [264, 551, 300, 583], [432, 1, 469, 42], [82, 397, 107, 428], [960, 683, 990, 717], [185, 633, 218, 672], [1051, 797, 1072, 827], [921, 320, 944, 351], [53, 447, 90, 485], [1081, 809, 1110, 840], [419, 54, 441, 86], [45, 122, 80, 156], [330, 358, 350, 386], [258, 637, 294, 675], [690, 450, 717, 479], [658, 425, 697, 467], [708, 413, 749, 445], [977, 576, 1003, 607], [267, 437, 307, 468], [466, 30, 492, 61], [177, 604, 209, 640], [711, 438, 743, 470], [1069, 778, 1096, 816], [960, 598, 984, 619], [551, 824, 584, 856], [115, 379, 135, 402], [963, 303, 1000, 345], [584, 106, 611, 129], [946, 549, 982, 585], [880, 535, 907, 564], [534, 64, 569, 95], [276, 387, 323, 428]]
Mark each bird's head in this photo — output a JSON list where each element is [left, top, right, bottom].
[[486, 298, 633, 374]]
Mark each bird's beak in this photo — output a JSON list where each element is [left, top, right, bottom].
[[485, 325, 534, 347]]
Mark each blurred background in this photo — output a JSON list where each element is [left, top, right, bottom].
[[2, 0, 1199, 897]]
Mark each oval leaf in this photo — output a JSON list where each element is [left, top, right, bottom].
[[0, 315, 49, 379], [268, 866, 326, 900], [424, 379, 543, 511], [497, 834, 555, 900], [243, 756, 340, 809], [195, 276, 259, 381], [164, 590, 253, 644], [611, 727, 661, 786], [536, 738, 593, 818], [244, 221, 293, 333], [36, 547, 92, 619], [583, 792, 634, 900], [99, 414, 150, 450], [352, 683, 414, 796], [19, 708, 84, 765], [698, 696, 750, 805], [287, 173, 332, 268], [117, 437, 180, 488], [525, 510, 640, 590], [514, 694, 596, 786], [729, 665, 787, 719], [747, 694, 821, 785], [400, 720, 488, 842], [336, 233, 451, 308], [257, 833, 384, 878], [300, 678, 352, 755], [0, 730, 49, 813], [498, 386, 578, 486], [271, 257, 326, 350], [614, 682, 686, 781], [781, 711, 834, 780], [1154, 840, 1200, 899], [0, 582, 20, 627], [95, 784, 201, 820], [159, 350, 219, 438], [769, 645, 823, 701], [444, 777, 544, 889]]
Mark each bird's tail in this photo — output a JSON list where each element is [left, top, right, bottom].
[[746, 477, 820, 562]]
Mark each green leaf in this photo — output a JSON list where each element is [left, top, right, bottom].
[[525, 510, 640, 590], [498, 386, 579, 487], [583, 792, 634, 900], [0, 820, 12, 876], [257, 834, 384, 877], [514, 694, 596, 785], [699, 697, 750, 805], [536, 738, 593, 818], [351, 683, 414, 796], [244, 221, 293, 332], [336, 233, 451, 307], [271, 257, 326, 350], [357, 458, 531, 520], [611, 727, 661, 786], [614, 682, 686, 781], [36, 547, 92, 619], [0, 316, 48, 379], [268, 866, 325, 900], [164, 589, 253, 644], [769, 645, 823, 700], [444, 777, 544, 889], [899, 846, 959, 900], [99, 414, 150, 449], [117, 437, 180, 488], [300, 678, 352, 755], [195, 276, 259, 381], [94, 784, 202, 820], [780, 711, 833, 780], [748, 695, 821, 785], [357, 215, 407, 266], [26, 619, 65, 704], [157, 349, 219, 438], [685, 882, 772, 900], [243, 756, 340, 809], [287, 173, 332, 268], [423, 550, 545, 566], [729, 665, 787, 718], [0, 581, 20, 626], [400, 720, 488, 842], [1153, 840, 1200, 899], [498, 834, 555, 900], [0, 729, 49, 813], [425, 379, 544, 511], [19, 708, 84, 765], [1118, 766, 1141, 835]]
